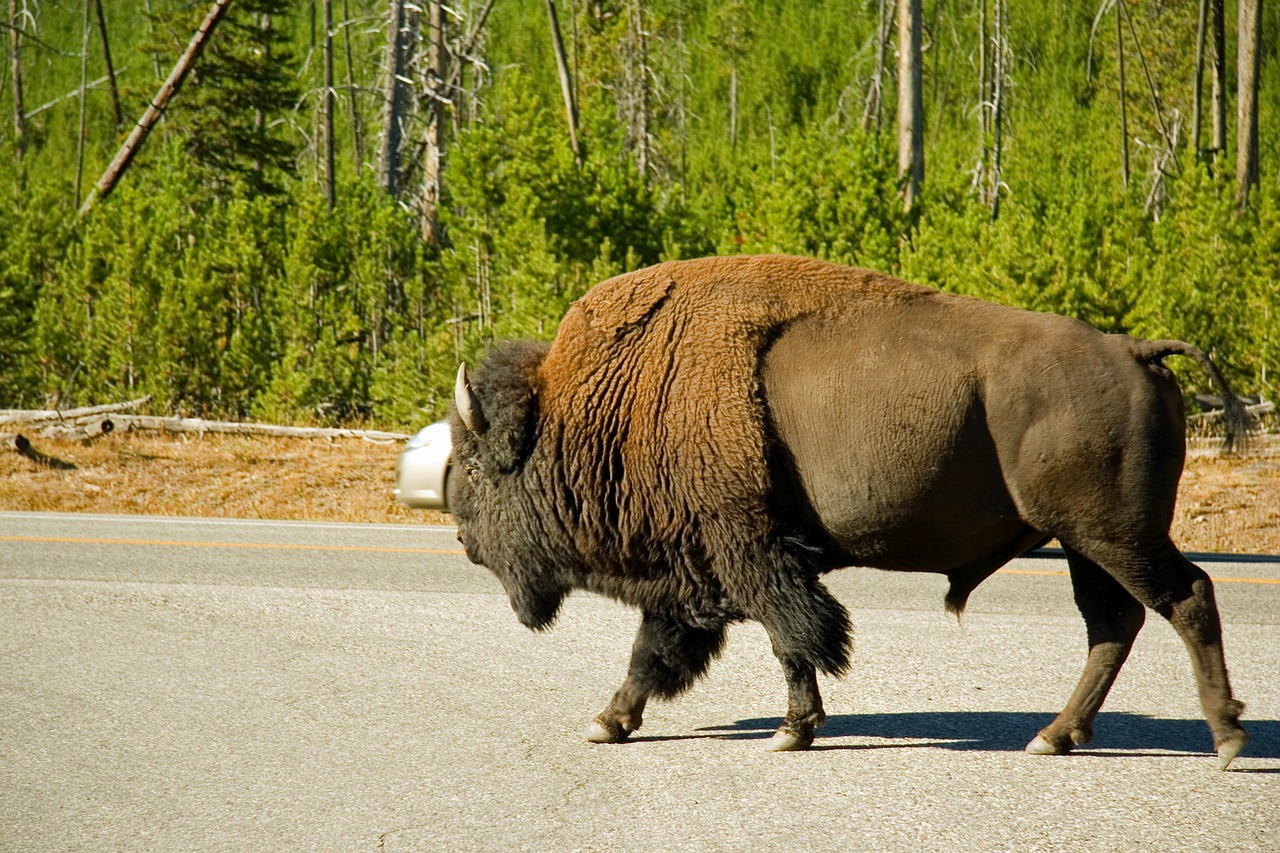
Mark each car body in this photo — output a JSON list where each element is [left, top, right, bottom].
[[394, 421, 452, 511]]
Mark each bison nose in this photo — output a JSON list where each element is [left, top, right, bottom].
[[455, 529, 484, 565]]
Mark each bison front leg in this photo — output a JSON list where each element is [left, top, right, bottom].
[[722, 558, 851, 752], [586, 611, 727, 744], [765, 656, 826, 751]]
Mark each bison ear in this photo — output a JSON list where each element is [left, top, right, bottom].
[[454, 363, 488, 434], [457, 342, 546, 473]]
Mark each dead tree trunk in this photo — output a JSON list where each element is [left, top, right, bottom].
[[617, 0, 651, 178], [443, 0, 497, 121], [323, 0, 336, 208], [74, 0, 92, 210], [1235, 0, 1261, 210], [342, 0, 364, 172], [546, 0, 581, 163], [378, 0, 409, 196], [401, 0, 495, 225], [628, 0, 651, 180], [93, 0, 123, 131], [9, 0, 24, 162], [9, 0, 31, 168], [988, 0, 1007, 222], [1116, 0, 1130, 190], [142, 0, 162, 80], [1211, 0, 1226, 154], [77, 0, 233, 220], [421, 0, 445, 244], [862, 0, 891, 134], [253, 13, 270, 176], [1121, 2, 1176, 172], [1192, 0, 1208, 158], [897, 0, 923, 212], [982, 0, 994, 137], [972, 0, 1001, 213]]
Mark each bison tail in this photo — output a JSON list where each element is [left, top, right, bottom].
[[1132, 339, 1251, 453]]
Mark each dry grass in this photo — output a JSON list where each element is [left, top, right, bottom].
[[0, 430, 451, 527], [2, 430, 1277, 555], [1174, 455, 1280, 554]]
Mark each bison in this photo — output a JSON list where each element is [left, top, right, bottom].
[[449, 254, 1249, 769]]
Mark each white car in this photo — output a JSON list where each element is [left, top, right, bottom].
[[395, 421, 453, 511]]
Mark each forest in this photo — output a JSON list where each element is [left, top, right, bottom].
[[1, 0, 1278, 428]]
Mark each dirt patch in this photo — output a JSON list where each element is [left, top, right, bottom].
[[2, 430, 1277, 555]]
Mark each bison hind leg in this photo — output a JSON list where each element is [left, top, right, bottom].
[[1036, 537, 1247, 769], [1130, 540, 1248, 768], [1028, 547, 1146, 757]]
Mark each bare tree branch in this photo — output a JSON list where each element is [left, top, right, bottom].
[[897, 0, 923, 211], [546, 0, 581, 163], [1235, 0, 1261, 210], [93, 0, 123, 130], [8, 0, 24, 161], [77, 0, 233, 220]]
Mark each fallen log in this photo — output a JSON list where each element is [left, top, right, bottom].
[[0, 396, 151, 426], [1187, 399, 1274, 421], [110, 415, 409, 443], [1188, 432, 1280, 458], [37, 417, 116, 443]]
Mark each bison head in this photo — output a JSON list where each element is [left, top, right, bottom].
[[449, 341, 573, 631]]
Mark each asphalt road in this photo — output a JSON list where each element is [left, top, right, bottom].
[[2, 510, 1277, 852]]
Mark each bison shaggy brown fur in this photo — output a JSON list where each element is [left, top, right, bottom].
[[449, 254, 1249, 768]]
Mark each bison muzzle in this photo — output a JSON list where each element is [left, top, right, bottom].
[[448, 254, 1249, 769]]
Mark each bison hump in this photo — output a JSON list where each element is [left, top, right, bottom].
[[577, 268, 677, 341]]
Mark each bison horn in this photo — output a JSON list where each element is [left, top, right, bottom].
[[455, 363, 486, 434]]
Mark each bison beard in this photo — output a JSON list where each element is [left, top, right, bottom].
[[448, 254, 1250, 768]]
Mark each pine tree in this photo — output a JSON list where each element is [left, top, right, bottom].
[[150, 0, 300, 196]]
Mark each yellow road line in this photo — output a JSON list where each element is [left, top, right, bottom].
[[0, 534, 462, 555], [997, 567, 1280, 585], [3, 536, 1278, 584]]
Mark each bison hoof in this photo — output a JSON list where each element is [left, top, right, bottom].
[[1217, 733, 1247, 771], [586, 718, 630, 744], [1024, 734, 1071, 756], [766, 728, 814, 752]]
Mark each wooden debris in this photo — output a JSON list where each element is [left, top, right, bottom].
[[35, 417, 116, 443], [0, 396, 151, 425], [107, 415, 409, 443], [1, 397, 411, 446]]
